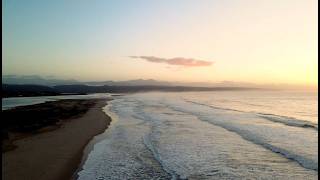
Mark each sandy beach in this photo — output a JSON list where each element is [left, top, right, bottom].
[[2, 99, 111, 180]]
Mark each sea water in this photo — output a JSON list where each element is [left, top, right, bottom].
[[78, 90, 317, 179]]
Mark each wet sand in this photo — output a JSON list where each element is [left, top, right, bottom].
[[2, 99, 111, 180]]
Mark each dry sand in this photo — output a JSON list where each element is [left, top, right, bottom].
[[2, 99, 111, 180]]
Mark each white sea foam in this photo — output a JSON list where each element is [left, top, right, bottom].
[[166, 98, 318, 171], [77, 92, 318, 179], [185, 99, 318, 130]]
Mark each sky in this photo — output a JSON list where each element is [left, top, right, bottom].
[[2, 0, 318, 87]]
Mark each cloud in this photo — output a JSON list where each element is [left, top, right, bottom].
[[129, 56, 213, 67]]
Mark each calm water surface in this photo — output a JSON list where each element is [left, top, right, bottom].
[[2, 93, 112, 110]]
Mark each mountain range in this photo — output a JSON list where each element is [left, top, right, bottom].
[[2, 75, 316, 92], [3, 75, 255, 87]]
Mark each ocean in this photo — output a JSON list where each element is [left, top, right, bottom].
[[77, 90, 318, 179]]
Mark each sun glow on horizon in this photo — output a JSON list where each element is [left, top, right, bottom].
[[2, 0, 318, 87]]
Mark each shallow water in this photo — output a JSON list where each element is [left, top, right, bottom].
[[78, 91, 318, 179], [2, 93, 112, 110]]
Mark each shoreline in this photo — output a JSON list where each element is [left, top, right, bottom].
[[72, 102, 116, 179], [2, 98, 112, 180]]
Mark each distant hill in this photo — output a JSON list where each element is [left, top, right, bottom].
[[2, 84, 258, 98], [54, 84, 255, 93], [2, 75, 173, 86], [2, 75, 253, 87], [2, 75, 80, 86], [1, 75, 260, 88], [84, 79, 172, 86], [4, 75, 312, 92], [2, 84, 60, 97]]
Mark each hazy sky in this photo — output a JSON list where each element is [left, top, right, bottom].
[[2, 0, 318, 86]]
